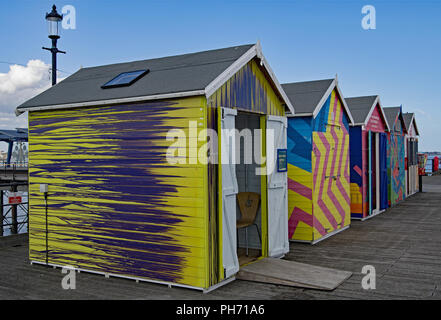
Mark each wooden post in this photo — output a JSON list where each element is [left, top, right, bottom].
[[11, 185, 18, 235]]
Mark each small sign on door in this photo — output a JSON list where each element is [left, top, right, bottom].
[[277, 149, 288, 172]]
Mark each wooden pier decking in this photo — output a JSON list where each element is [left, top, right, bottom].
[[0, 175, 440, 300]]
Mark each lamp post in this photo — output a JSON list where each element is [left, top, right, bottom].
[[42, 5, 66, 86]]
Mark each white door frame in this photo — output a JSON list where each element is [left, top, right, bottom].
[[374, 132, 380, 214], [266, 115, 289, 258], [220, 107, 239, 278]]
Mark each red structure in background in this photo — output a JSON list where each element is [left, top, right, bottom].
[[433, 156, 439, 172], [418, 153, 427, 176]]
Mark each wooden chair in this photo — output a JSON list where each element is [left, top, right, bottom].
[[236, 192, 261, 256]]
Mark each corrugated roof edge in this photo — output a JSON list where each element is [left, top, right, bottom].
[[15, 42, 294, 116]]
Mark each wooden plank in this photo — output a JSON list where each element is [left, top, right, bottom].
[[237, 271, 325, 290], [236, 258, 352, 291]]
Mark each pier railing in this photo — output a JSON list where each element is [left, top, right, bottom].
[[0, 162, 29, 236], [0, 162, 29, 182], [0, 190, 28, 237], [0, 161, 28, 169]]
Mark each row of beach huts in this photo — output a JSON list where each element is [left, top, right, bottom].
[[420, 153, 440, 175], [15, 43, 420, 291]]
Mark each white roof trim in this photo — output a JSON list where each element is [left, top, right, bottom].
[[287, 112, 313, 118], [412, 115, 420, 136], [398, 107, 408, 134], [408, 113, 415, 130], [204, 45, 258, 99], [364, 96, 391, 132], [311, 78, 355, 125], [384, 107, 404, 134], [363, 96, 379, 126], [311, 79, 335, 119], [379, 99, 388, 130], [204, 42, 295, 115], [257, 43, 296, 115], [15, 90, 205, 116], [404, 113, 419, 137], [335, 82, 355, 125]]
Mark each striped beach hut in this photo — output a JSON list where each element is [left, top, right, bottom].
[[403, 113, 419, 196], [282, 78, 354, 244], [383, 106, 407, 206], [425, 155, 438, 175], [15, 43, 295, 291], [345, 96, 390, 220]]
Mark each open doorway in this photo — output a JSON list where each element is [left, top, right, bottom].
[[219, 108, 287, 279], [235, 112, 263, 266], [370, 132, 380, 214]]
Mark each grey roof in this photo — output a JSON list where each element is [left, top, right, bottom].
[[403, 113, 414, 132], [403, 112, 419, 135], [17, 44, 255, 111], [345, 96, 378, 124], [281, 79, 334, 114], [383, 107, 401, 129]]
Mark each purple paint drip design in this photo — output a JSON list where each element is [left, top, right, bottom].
[[29, 101, 196, 283]]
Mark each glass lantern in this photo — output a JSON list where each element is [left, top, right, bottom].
[[45, 5, 63, 38]]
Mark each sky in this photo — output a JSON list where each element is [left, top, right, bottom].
[[0, 0, 440, 151]]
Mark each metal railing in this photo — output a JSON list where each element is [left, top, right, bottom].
[[0, 203, 29, 236], [0, 189, 29, 237], [0, 161, 28, 169], [0, 162, 28, 183]]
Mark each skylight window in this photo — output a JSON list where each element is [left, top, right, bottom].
[[101, 69, 149, 89]]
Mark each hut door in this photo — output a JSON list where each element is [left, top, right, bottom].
[[266, 116, 289, 257], [372, 132, 381, 214], [220, 107, 239, 278], [368, 131, 372, 215], [379, 133, 388, 210], [368, 131, 380, 215]]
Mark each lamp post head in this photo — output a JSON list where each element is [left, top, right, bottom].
[[45, 5, 63, 39]]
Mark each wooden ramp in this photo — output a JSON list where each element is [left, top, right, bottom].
[[237, 258, 352, 291]]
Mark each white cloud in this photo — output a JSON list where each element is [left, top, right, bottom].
[[0, 59, 53, 130], [0, 60, 50, 95]]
